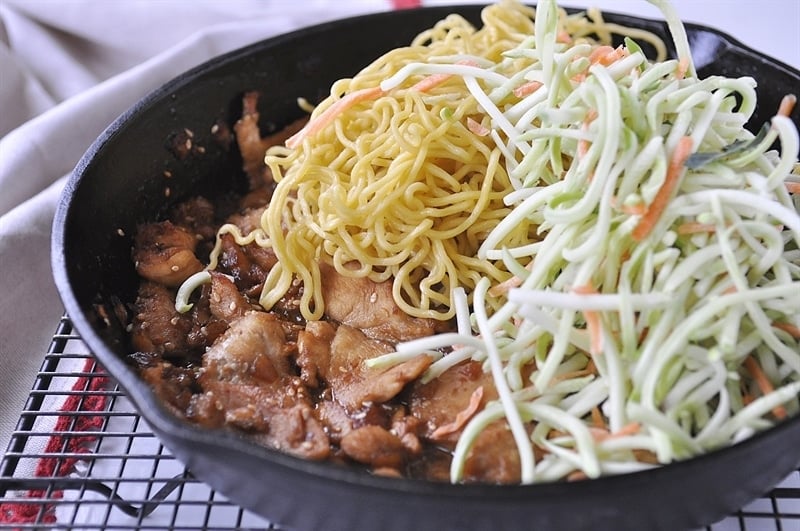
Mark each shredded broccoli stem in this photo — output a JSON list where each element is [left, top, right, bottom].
[[370, 0, 800, 484]]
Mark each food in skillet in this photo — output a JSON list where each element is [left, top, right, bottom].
[[127, 0, 800, 484]]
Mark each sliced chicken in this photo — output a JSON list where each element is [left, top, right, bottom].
[[319, 263, 441, 343], [133, 221, 204, 287], [130, 281, 194, 357], [208, 271, 251, 323], [326, 324, 433, 411], [296, 320, 336, 388], [408, 360, 497, 443], [197, 311, 330, 459], [201, 311, 289, 384]]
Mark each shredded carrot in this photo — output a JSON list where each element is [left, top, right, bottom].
[[614, 199, 646, 216], [588, 45, 615, 64], [467, 117, 490, 137], [677, 222, 717, 235], [631, 136, 694, 241], [410, 59, 479, 93], [573, 284, 602, 355], [777, 94, 797, 117], [513, 80, 543, 98], [786, 181, 800, 194], [430, 386, 485, 440], [556, 29, 572, 44], [591, 406, 606, 429], [590, 422, 641, 442], [675, 57, 690, 80], [744, 355, 787, 420], [637, 326, 650, 345], [622, 204, 646, 216], [772, 321, 800, 339], [489, 260, 533, 297], [573, 45, 630, 82], [286, 86, 385, 149], [611, 422, 641, 438], [567, 470, 589, 481]]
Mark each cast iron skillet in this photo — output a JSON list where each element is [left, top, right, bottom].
[[52, 5, 800, 531]]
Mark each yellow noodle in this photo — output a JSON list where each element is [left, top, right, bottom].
[[206, 0, 666, 321]]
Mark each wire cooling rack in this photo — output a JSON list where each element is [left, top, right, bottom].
[[1, 315, 799, 530]]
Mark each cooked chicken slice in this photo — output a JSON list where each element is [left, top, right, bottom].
[[132, 353, 197, 415], [296, 320, 336, 388], [169, 196, 216, 242], [340, 425, 406, 469], [133, 221, 204, 287], [461, 421, 522, 484], [208, 271, 251, 323], [234, 90, 307, 190], [319, 263, 441, 343], [130, 281, 193, 357], [198, 311, 329, 459], [202, 311, 289, 384], [408, 360, 497, 443], [315, 399, 354, 442], [326, 324, 433, 410], [408, 360, 525, 484], [192, 379, 329, 460]]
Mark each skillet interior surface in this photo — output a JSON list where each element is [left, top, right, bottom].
[[52, 5, 800, 531]]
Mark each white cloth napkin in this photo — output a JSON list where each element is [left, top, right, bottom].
[[0, 0, 798, 460]]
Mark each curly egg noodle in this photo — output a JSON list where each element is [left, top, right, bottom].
[[212, 0, 668, 321]]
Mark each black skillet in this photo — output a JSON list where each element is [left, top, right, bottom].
[[52, 4, 800, 530]]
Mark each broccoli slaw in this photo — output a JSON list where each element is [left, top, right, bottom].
[[370, 0, 800, 483]]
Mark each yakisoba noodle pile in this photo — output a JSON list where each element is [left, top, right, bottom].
[[201, 0, 800, 483], [211, 0, 669, 321]]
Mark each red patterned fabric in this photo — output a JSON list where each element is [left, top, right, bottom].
[[0, 359, 108, 525], [391, 0, 422, 9]]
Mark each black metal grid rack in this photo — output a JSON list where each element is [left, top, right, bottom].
[[1, 315, 799, 530]]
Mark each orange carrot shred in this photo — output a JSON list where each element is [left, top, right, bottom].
[[611, 195, 646, 216], [744, 356, 787, 420], [675, 57, 690, 80], [286, 86, 385, 149], [513, 80, 543, 98], [777, 94, 797, 117], [573, 284, 602, 355], [677, 222, 717, 235], [567, 470, 589, 481], [772, 321, 800, 339], [631, 136, 694, 241], [411, 59, 479, 93], [430, 386, 484, 440], [591, 406, 606, 429], [786, 182, 800, 194], [467, 117, 490, 137], [556, 30, 572, 44], [590, 422, 641, 442], [588, 45, 615, 64]]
